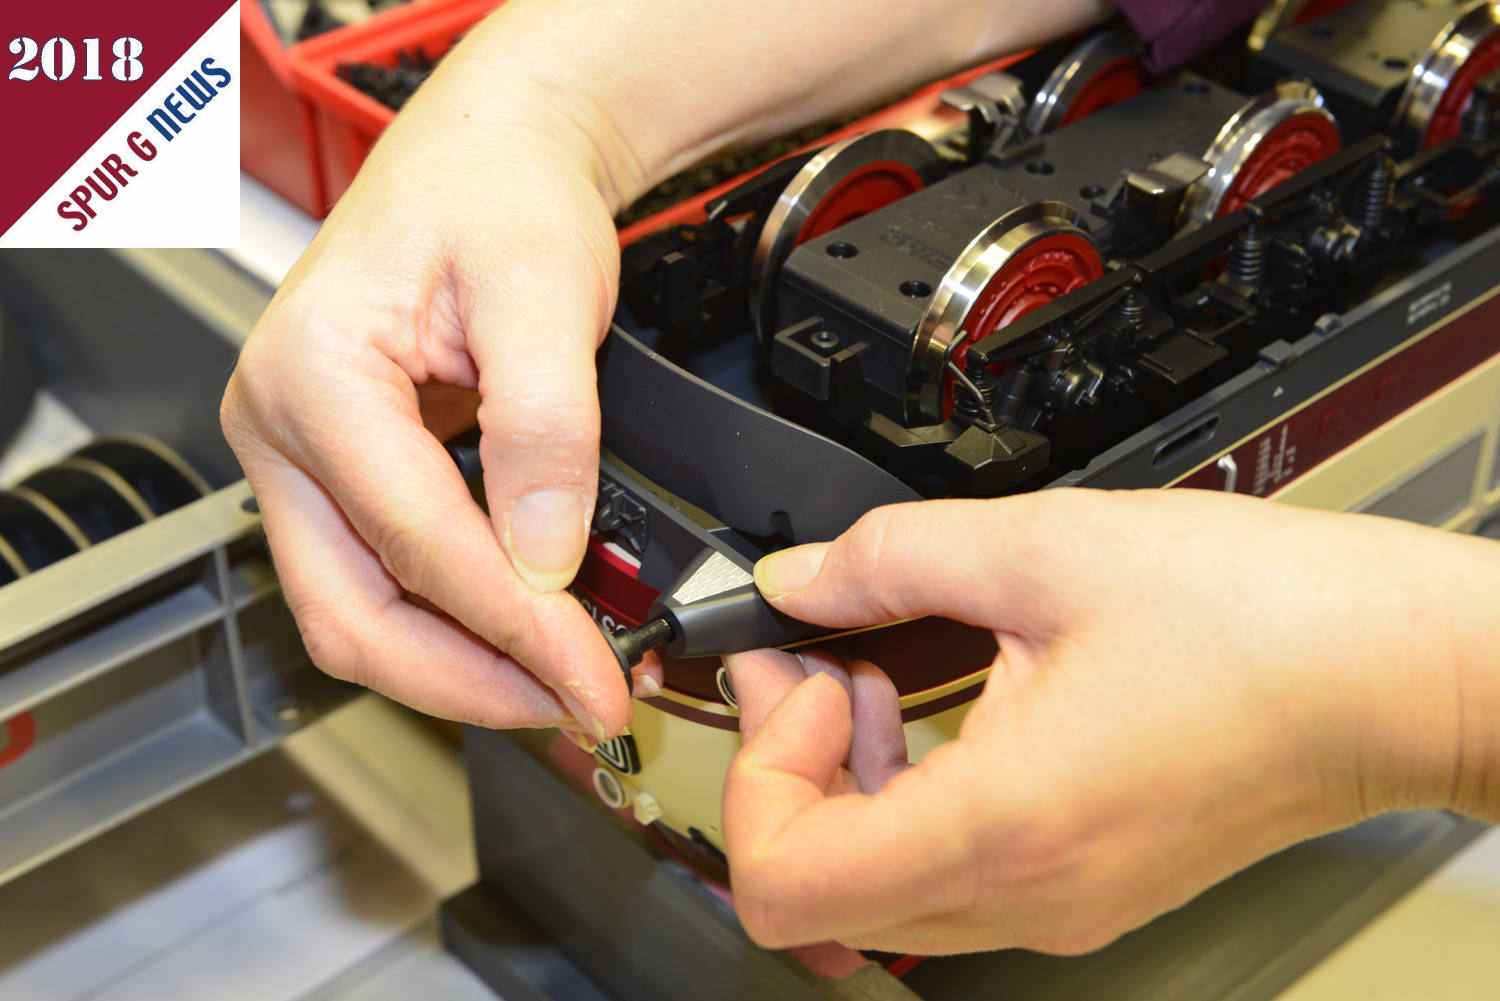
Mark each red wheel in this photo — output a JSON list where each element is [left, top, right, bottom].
[[1056, 56, 1153, 127], [1421, 27, 1500, 148], [907, 202, 1104, 424], [795, 160, 925, 242], [943, 231, 1104, 417], [1181, 83, 1341, 226], [1395, 3, 1500, 151], [1290, 0, 1360, 24], [1217, 111, 1342, 218]]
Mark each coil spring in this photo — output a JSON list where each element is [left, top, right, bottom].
[[950, 366, 1001, 429], [1463, 93, 1496, 143], [1356, 155, 1394, 232], [1117, 289, 1147, 329], [1228, 223, 1266, 288]]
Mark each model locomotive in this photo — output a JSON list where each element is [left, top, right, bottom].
[[550, 0, 1500, 852]]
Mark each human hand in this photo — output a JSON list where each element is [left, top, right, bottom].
[[724, 489, 1498, 954], [221, 47, 660, 739]]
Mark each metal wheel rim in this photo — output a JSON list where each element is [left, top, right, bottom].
[[1179, 81, 1336, 227], [1393, 1, 1500, 150], [750, 130, 942, 344], [1024, 30, 1146, 134]]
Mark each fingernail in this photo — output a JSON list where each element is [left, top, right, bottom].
[[754, 543, 829, 598], [561, 730, 598, 754], [632, 673, 662, 699], [508, 488, 587, 592], [558, 688, 606, 742]]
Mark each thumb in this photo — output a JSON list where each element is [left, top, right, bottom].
[[752, 497, 1057, 631]]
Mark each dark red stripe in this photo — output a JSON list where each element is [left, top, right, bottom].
[[1176, 291, 1500, 494]]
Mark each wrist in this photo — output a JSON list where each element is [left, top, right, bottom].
[[394, 9, 653, 214], [341, 25, 646, 218], [1441, 534, 1500, 820], [1337, 521, 1500, 819]]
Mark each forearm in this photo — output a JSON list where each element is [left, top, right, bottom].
[[366, 0, 1117, 212]]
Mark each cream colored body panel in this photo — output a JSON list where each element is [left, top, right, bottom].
[[1270, 352, 1500, 527]]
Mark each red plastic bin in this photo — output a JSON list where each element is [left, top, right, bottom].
[[288, 0, 503, 209], [241, 1, 327, 217]]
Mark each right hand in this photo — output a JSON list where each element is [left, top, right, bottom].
[[722, 489, 1499, 954], [221, 54, 658, 741]]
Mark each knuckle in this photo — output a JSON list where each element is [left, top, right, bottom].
[[371, 521, 434, 597], [478, 391, 599, 464], [731, 868, 797, 948], [843, 506, 898, 574], [221, 336, 301, 452], [840, 505, 909, 616], [291, 600, 363, 686], [218, 380, 253, 454]]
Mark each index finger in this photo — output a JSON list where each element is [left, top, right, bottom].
[[235, 338, 629, 738]]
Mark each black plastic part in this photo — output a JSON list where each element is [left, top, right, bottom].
[[603, 616, 674, 674], [1055, 218, 1500, 489], [1254, 1, 1460, 155], [20, 466, 144, 543], [448, 728, 923, 1001], [772, 76, 1245, 421], [654, 581, 828, 660], [597, 326, 919, 544], [0, 303, 36, 458], [443, 428, 484, 481]]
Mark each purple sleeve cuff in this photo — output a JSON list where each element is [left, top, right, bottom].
[[1117, 0, 1268, 70]]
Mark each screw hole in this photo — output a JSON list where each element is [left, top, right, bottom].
[[810, 330, 840, 350], [1309, 23, 1334, 40], [591, 767, 628, 809], [1025, 159, 1054, 175], [1080, 184, 1105, 199], [591, 774, 627, 810], [1184, 80, 1210, 95], [826, 241, 858, 258], [1383, 56, 1407, 70], [900, 280, 933, 298], [242, 496, 260, 514]]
